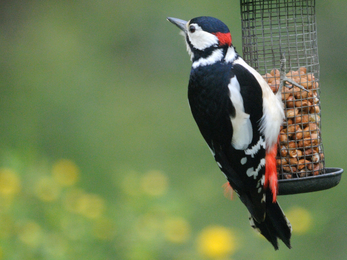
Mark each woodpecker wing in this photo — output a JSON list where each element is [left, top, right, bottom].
[[188, 59, 268, 221], [227, 62, 269, 222]]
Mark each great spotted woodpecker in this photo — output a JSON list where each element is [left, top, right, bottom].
[[168, 16, 292, 249]]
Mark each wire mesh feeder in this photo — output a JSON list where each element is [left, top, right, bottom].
[[240, 0, 343, 195]]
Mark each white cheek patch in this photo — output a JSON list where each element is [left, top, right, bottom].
[[187, 24, 219, 50]]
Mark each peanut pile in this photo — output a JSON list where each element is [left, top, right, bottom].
[[263, 67, 324, 179]]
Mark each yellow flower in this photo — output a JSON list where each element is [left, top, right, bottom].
[[35, 177, 61, 202], [197, 226, 237, 259], [286, 206, 312, 234], [141, 170, 168, 196], [18, 221, 42, 248], [163, 217, 191, 244], [52, 159, 79, 186], [0, 168, 21, 196]]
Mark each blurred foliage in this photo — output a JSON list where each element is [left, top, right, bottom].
[[0, 0, 346, 259]]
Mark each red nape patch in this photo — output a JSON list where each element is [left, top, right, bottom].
[[213, 32, 232, 47], [264, 144, 278, 203], [222, 182, 234, 200]]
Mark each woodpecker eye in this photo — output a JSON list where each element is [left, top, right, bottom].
[[189, 25, 196, 33]]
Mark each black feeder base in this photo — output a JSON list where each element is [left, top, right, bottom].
[[278, 167, 343, 195]]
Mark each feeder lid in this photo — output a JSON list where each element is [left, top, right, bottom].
[[278, 167, 343, 195]]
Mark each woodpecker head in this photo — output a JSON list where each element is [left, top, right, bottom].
[[167, 16, 232, 62]]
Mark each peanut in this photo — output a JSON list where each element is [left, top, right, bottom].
[[310, 105, 320, 114], [280, 145, 288, 157], [288, 157, 298, 165], [277, 158, 288, 166], [289, 149, 298, 158], [299, 67, 307, 74], [279, 132, 288, 142], [271, 68, 280, 77], [286, 95, 295, 108], [298, 159, 311, 170], [263, 73, 273, 82], [295, 114, 309, 125], [286, 108, 299, 118]]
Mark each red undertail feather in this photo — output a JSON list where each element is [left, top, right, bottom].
[[265, 143, 278, 203]]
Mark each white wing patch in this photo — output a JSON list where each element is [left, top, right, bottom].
[[228, 76, 253, 150], [256, 175, 265, 193], [246, 158, 265, 179], [233, 58, 284, 151]]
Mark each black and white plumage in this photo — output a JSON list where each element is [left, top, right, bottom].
[[168, 16, 292, 249]]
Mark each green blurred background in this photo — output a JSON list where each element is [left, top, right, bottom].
[[0, 0, 346, 259]]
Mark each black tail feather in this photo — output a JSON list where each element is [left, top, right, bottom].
[[249, 215, 279, 250], [266, 199, 292, 249], [250, 191, 292, 250]]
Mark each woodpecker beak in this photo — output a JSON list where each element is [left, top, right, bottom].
[[167, 17, 188, 32]]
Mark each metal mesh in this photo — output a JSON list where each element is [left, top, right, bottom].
[[240, 0, 325, 179]]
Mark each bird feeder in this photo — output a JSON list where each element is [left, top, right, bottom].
[[239, 0, 343, 195]]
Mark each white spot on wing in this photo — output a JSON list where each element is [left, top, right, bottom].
[[245, 137, 266, 158], [246, 168, 255, 178], [246, 158, 265, 179], [260, 175, 265, 185], [257, 175, 265, 193], [240, 157, 247, 165], [228, 76, 253, 150], [261, 193, 266, 203]]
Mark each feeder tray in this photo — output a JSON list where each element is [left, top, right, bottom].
[[240, 0, 343, 194], [278, 167, 343, 195]]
